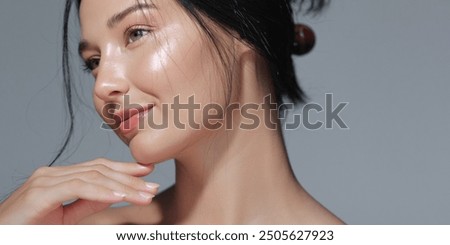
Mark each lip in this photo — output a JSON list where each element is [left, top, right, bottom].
[[113, 104, 154, 134]]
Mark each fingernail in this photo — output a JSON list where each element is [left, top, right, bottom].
[[113, 191, 127, 198], [137, 164, 151, 170], [145, 182, 160, 190], [139, 192, 155, 200]]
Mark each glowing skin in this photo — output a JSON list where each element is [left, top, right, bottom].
[[0, 0, 342, 225], [77, 0, 344, 224], [0, 0, 350, 225], [80, 0, 233, 165]]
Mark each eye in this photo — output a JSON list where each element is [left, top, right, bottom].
[[83, 57, 100, 72], [126, 27, 151, 45]]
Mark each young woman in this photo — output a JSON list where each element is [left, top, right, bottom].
[[0, 0, 344, 224]]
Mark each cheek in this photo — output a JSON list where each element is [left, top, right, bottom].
[[126, 41, 226, 163], [131, 32, 227, 107]]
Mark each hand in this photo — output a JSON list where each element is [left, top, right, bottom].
[[0, 158, 159, 224]]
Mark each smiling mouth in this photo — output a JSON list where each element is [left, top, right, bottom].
[[114, 105, 154, 135]]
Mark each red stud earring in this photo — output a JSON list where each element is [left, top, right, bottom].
[[293, 24, 316, 56]]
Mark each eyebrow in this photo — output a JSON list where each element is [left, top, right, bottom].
[[107, 2, 156, 29], [78, 2, 156, 56]]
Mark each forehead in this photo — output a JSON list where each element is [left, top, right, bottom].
[[79, 0, 141, 24], [79, 0, 181, 26]]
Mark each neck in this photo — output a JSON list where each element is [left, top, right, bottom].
[[171, 124, 304, 224]]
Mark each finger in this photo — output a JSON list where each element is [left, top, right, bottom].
[[31, 171, 158, 203], [42, 161, 155, 178], [38, 179, 154, 211], [21, 160, 154, 199], [77, 158, 155, 175], [75, 167, 160, 193], [30, 168, 160, 194]]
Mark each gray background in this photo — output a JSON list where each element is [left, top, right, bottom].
[[1, 0, 449, 224]]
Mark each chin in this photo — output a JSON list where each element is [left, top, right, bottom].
[[127, 129, 186, 164]]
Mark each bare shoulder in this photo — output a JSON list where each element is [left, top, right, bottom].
[[291, 205, 345, 225], [285, 191, 345, 225], [78, 186, 175, 225]]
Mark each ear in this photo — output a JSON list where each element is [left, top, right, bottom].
[[231, 36, 275, 99]]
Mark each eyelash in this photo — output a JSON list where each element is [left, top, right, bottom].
[[82, 25, 152, 73], [82, 58, 100, 73], [124, 25, 152, 46]]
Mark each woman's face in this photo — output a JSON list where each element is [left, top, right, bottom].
[[79, 0, 235, 164]]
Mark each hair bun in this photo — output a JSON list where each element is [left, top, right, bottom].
[[293, 24, 316, 56]]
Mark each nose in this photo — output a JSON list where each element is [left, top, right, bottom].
[[93, 62, 130, 102]]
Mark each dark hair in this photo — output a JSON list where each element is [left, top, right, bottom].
[[52, 0, 328, 165]]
